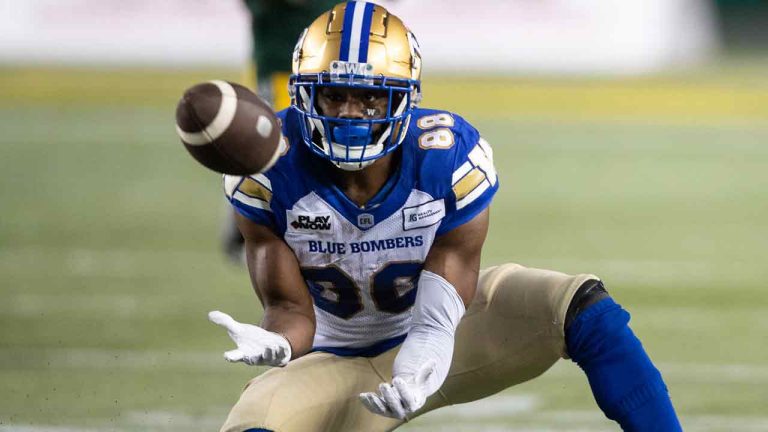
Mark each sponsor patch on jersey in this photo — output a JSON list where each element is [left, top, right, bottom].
[[290, 214, 332, 231], [402, 199, 445, 231]]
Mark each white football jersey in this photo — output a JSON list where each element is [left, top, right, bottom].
[[225, 108, 498, 356]]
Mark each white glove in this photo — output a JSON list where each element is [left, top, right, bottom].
[[208, 310, 291, 367], [359, 360, 437, 419], [360, 271, 466, 419]]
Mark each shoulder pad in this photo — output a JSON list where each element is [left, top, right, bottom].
[[406, 109, 498, 234]]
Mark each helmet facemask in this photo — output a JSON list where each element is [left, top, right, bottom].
[[291, 71, 419, 171]]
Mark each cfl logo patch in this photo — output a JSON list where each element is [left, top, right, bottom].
[[357, 213, 375, 229]]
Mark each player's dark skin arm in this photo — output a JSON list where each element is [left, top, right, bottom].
[[424, 207, 490, 306], [236, 212, 316, 358]]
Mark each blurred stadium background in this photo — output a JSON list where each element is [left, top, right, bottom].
[[1, 0, 767, 430]]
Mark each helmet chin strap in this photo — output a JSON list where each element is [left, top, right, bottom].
[[328, 138, 384, 171]]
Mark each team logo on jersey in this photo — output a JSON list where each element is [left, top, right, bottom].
[[290, 214, 332, 231], [357, 213, 375, 229], [402, 199, 445, 231]]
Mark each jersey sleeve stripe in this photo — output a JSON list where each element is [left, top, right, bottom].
[[451, 161, 473, 185], [250, 173, 272, 191], [223, 174, 243, 199], [452, 167, 487, 200], [233, 191, 272, 212], [456, 178, 491, 210], [239, 177, 272, 203], [468, 141, 498, 186], [477, 137, 493, 160]]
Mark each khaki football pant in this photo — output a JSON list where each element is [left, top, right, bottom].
[[220, 263, 598, 432]]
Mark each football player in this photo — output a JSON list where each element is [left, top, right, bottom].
[[212, 2, 682, 431]]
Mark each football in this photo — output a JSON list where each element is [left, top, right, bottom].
[[175, 80, 281, 175]]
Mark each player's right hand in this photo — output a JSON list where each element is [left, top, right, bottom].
[[208, 310, 292, 367], [359, 360, 437, 419]]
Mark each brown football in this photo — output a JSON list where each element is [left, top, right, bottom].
[[175, 80, 281, 175]]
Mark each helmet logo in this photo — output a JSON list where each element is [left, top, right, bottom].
[[331, 61, 374, 81]]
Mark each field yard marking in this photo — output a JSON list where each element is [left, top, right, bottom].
[[6, 412, 768, 432], [404, 410, 768, 432], [3, 396, 768, 431], [124, 409, 224, 429], [658, 362, 768, 383], [6, 345, 768, 380], [424, 394, 539, 419], [0, 427, 105, 432], [0, 348, 222, 370], [2, 246, 759, 284], [7, 293, 141, 317], [488, 256, 761, 285], [0, 246, 215, 279], [544, 360, 768, 383]]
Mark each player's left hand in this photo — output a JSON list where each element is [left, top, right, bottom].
[[359, 360, 436, 419], [208, 310, 291, 367]]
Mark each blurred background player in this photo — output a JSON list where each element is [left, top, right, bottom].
[[222, 0, 340, 263]]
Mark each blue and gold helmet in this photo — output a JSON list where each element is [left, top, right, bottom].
[[290, 1, 422, 171]]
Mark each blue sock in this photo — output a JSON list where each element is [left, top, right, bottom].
[[566, 298, 682, 431]]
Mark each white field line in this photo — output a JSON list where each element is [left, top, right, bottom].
[[409, 401, 768, 432], [2, 346, 768, 381], [405, 427, 590, 432], [3, 404, 768, 432], [0, 246, 759, 284], [490, 256, 761, 285], [4, 293, 762, 327], [123, 409, 224, 429], [0, 409, 227, 432], [658, 362, 768, 384], [0, 427, 105, 432], [426, 394, 539, 419], [0, 247, 214, 279], [0, 348, 223, 371], [545, 359, 768, 384], [7, 293, 142, 318]]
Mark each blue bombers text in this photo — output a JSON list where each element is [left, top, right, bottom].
[[307, 236, 424, 255]]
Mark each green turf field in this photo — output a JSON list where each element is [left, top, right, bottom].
[[1, 66, 767, 431]]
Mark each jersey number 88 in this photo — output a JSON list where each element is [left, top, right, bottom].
[[302, 262, 423, 319]]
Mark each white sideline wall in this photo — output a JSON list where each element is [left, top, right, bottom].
[[0, 0, 718, 75]]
